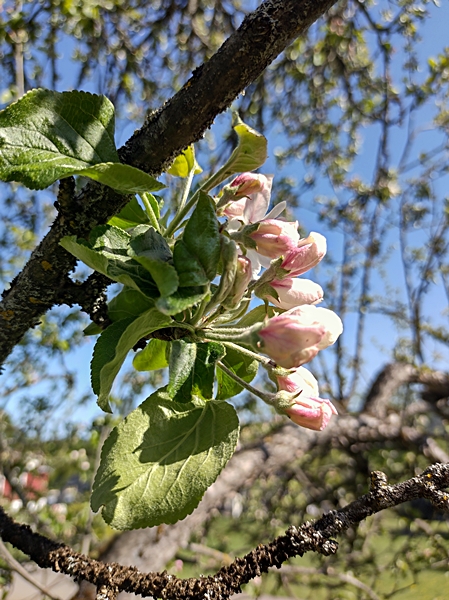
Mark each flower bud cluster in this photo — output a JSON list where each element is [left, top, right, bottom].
[[217, 172, 342, 431]]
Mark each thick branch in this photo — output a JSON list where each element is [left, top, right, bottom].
[[0, 0, 337, 367], [0, 464, 447, 600]]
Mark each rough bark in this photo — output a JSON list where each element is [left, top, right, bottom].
[[0, 0, 337, 367]]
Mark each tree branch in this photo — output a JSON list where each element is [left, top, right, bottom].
[[0, 464, 447, 600], [0, 0, 337, 368]]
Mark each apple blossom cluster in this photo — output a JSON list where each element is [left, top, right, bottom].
[[217, 172, 343, 431]]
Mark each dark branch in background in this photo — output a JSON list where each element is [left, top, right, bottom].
[[0, 0, 337, 367], [0, 465, 447, 600]]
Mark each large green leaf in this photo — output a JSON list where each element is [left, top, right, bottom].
[[91, 391, 239, 529], [181, 192, 220, 281], [91, 309, 172, 411], [216, 345, 259, 400], [0, 89, 164, 193], [167, 341, 198, 399]]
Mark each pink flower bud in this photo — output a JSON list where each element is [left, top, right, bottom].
[[257, 305, 343, 368], [248, 219, 299, 259], [276, 366, 319, 394], [222, 173, 273, 224], [281, 232, 327, 276], [284, 396, 337, 431], [225, 254, 253, 308], [265, 278, 324, 309]]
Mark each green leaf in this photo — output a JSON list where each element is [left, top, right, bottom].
[[190, 342, 225, 401], [167, 145, 202, 177], [129, 226, 179, 297], [181, 192, 220, 281], [167, 341, 198, 399], [202, 115, 267, 192], [91, 391, 239, 529], [108, 287, 154, 322], [168, 341, 225, 403], [173, 240, 210, 287], [60, 225, 159, 298], [155, 286, 208, 316], [108, 197, 150, 229], [216, 345, 259, 400], [0, 89, 164, 193], [91, 309, 172, 411], [77, 163, 165, 194], [133, 339, 168, 371]]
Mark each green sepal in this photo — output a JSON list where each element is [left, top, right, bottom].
[[91, 390, 239, 529]]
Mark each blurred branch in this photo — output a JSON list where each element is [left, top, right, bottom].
[[0, 539, 62, 600], [0, 464, 448, 600]]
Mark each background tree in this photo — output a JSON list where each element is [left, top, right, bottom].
[[0, 1, 448, 599]]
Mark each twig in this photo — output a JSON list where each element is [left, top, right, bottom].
[[0, 464, 447, 600]]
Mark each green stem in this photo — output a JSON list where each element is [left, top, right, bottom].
[[165, 188, 200, 237], [140, 192, 162, 233], [178, 168, 196, 214], [211, 339, 273, 367], [217, 360, 275, 406]]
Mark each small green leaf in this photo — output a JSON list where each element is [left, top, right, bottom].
[[155, 286, 208, 315], [91, 309, 172, 411], [108, 197, 150, 229], [167, 145, 202, 177], [91, 391, 239, 529], [60, 225, 159, 298], [78, 163, 165, 194], [133, 339, 168, 371], [216, 345, 259, 400], [167, 341, 197, 399], [108, 287, 154, 322], [173, 240, 210, 287], [168, 342, 225, 403], [202, 115, 267, 192], [182, 192, 220, 281], [129, 226, 179, 297]]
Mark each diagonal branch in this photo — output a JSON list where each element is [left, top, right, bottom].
[[0, 464, 447, 600], [0, 0, 338, 368]]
